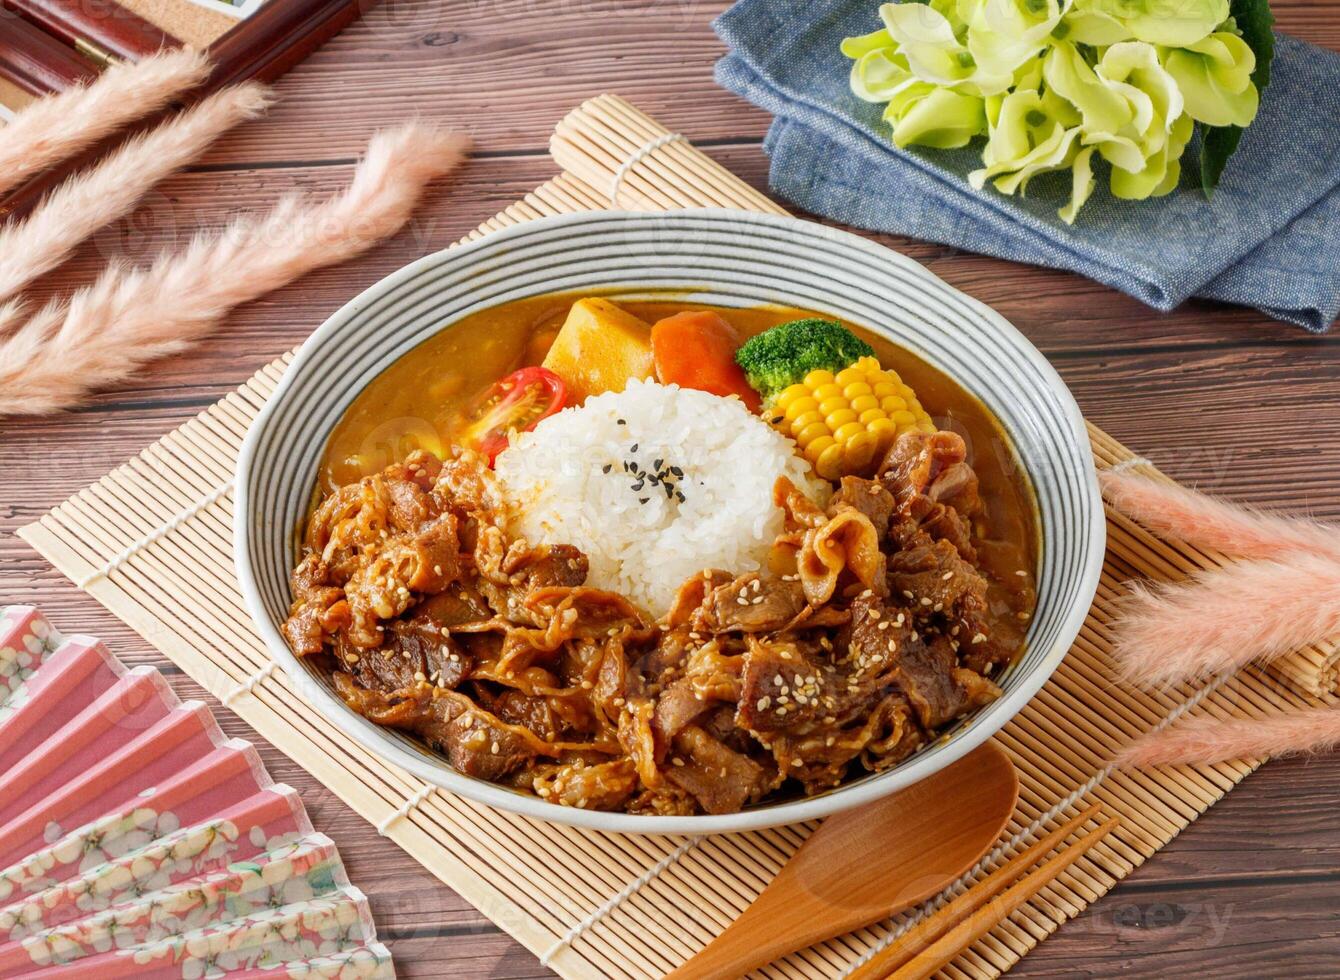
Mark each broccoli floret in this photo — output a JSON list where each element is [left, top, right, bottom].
[[735, 318, 875, 401]]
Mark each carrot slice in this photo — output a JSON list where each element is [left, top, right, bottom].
[[650, 310, 761, 412]]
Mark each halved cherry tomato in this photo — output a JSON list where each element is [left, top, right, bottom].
[[650, 310, 761, 412], [459, 366, 567, 464]]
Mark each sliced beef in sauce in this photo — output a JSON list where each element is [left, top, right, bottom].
[[665, 725, 770, 815], [332, 674, 539, 781], [292, 421, 1032, 816], [893, 637, 999, 729], [831, 476, 896, 538], [736, 636, 824, 733], [703, 574, 808, 633], [478, 543, 589, 624], [886, 538, 989, 620], [336, 614, 471, 693], [880, 431, 981, 560], [531, 758, 639, 811]]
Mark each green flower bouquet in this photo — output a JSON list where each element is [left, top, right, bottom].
[[842, 0, 1275, 222]]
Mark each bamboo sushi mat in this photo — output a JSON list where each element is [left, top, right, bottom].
[[18, 94, 1338, 980]]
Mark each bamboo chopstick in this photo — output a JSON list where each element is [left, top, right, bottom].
[[847, 810, 1119, 980], [847, 804, 1104, 980], [868, 816, 1121, 980]]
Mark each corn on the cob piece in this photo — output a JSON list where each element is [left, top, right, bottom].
[[770, 356, 935, 480]]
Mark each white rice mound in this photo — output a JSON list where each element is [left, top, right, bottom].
[[495, 379, 824, 618]]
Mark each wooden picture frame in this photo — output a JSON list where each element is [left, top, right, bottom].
[[0, 0, 378, 218]]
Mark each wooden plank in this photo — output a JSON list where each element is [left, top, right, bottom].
[[1014, 875, 1340, 979], [149, 0, 1340, 165]]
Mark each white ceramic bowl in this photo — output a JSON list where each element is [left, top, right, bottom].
[[235, 210, 1104, 835]]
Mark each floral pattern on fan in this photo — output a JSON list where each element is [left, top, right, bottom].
[[118, 890, 373, 978], [284, 945, 396, 979], [17, 837, 344, 969], [0, 606, 62, 719], [0, 807, 235, 903]]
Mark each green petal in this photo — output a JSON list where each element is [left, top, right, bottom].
[[963, 0, 1065, 78], [1094, 133, 1148, 174], [1108, 114, 1191, 198], [1014, 54, 1045, 92], [1048, 40, 1187, 176], [971, 90, 1079, 191], [891, 88, 988, 148], [994, 126, 1080, 194], [878, 1, 1013, 94], [1164, 36, 1260, 126], [850, 47, 916, 102], [1153, 116, 1194, 195], [1043, 42, 1133, 138], [1099, 41, 1185, 126], [1192, 33, 1257, 91], [1061, 9, 1133, 45], [840, 28, 895, 59], [1076, 0, 1228, 46], [880, 2, 969, 82], [1109, 150, 1167, 198], [980, 90, 1047, 166], [1059, 146, 1097, 223]]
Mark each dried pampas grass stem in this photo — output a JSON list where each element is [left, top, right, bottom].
[[0, 49, 211, 198], [0, 84, 273, 306], [0, 124, 469, 416], [1116, 706, 1340, 767], [1101, 470, 1340, 562], [1113, 554, 1340, 690]]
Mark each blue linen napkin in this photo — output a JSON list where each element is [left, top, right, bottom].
[[714, 0, 1340, 331]]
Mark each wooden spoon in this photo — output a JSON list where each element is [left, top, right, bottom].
[[665, 743, 1019, 980]]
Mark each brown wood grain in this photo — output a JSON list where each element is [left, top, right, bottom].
[[2, 1, 1339, 977]]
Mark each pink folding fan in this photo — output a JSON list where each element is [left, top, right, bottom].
[[0, 605, 395, 978]]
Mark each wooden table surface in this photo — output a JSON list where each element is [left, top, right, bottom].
[[3, 2, 1339, 976]]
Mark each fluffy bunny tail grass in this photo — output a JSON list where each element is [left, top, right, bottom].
[[1113, 554, 1340, 690], [1101, 470, 1340, 562], [0, 83, 273, 306], [0, 49, 211, 197], [0, 123, 469, 416], [1116, 706, 1340, 767]]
